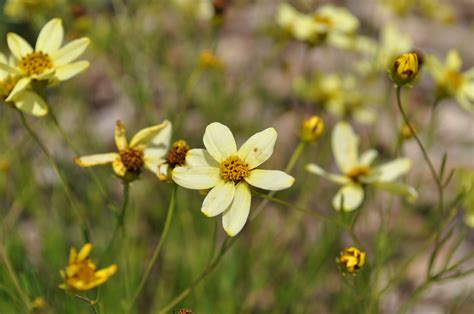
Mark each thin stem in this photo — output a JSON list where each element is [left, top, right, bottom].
[[74, 294, 98, 314], [128, 184, 177, 310], [17, 110, 89, 239], [397, 280, 432, 314], [0, 245, 30, 309], [285, 142, 305, 173]]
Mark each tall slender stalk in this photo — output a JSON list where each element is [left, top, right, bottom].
[[128, 184, 177, 310]]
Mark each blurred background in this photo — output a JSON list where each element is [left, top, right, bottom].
[[0, 0, 473, 313]]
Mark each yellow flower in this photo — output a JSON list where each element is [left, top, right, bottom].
[[172, 122, 295, 236], [158, 139, 190, 181], [4, 0, 57, 21], [31, 296, 46, 309], [198, 49, 224, 71], [0, 18, 90, 103], [294, 73, 376, 124], [75, 120, 172, 182], [0, 52, 48, 116], [426, 50, 474, 112], [306, 122, 417, 211], [172, 0, 213, 20], [337, 247, 366, 274], [389, 51, 423, 86], [59, 243, 117, 291], [300, 115, 324, 143], [276, 3, 359, 47]]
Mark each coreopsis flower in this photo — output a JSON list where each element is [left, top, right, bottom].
[[198, 50, 224, 71], [158, 139, 190, 181], [0, 18, 90, 103], [75, 120, 172, 182], [426, 50, 474, 112], [172, 122, 295, 236], [276, 3, 359, 48], [337, 247, 366, 274], [59, 243, 117, 291], [0, 53, 48, 116], [300, 115, 324, 143], [306, 122, 417, 211], [294, 73, 376, 124], [389, 51, 423, 87]]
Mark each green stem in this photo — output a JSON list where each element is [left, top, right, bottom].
[[397, 280, 432, 314], [74, 294, 98, 314], [0, 245, 30, 309], [285, 142, 305, 173], [17, 110, 89, 240], [128, 184, 177, 310]]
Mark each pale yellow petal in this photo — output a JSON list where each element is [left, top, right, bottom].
[[114, 121, 128, 151], [54, 61, 89, 81], [373, 182, 418, 202], [129, 120, 170, 148], [238, 127, 277, 169], [305, 163, 350, 184], [203, 122, 237, 162], [0, 62, 22, 75], [172, 166, 220, 190], [245, 169, 294, 191], [185, 149, 219, 167], [359, 149, 378, 166], [74, 153, 118, 167], [112, 160, 127, 177], [143, 121, 172, 155], [201, 181, 235, 217], [332, 122, 359, 173], [51, 37, 90, 66], [7, 33, 33, 60], [332, 184, 364, 211], [446, 50, 461, 71], [375, 158, 411, 182], [77, 243, 93, 261], [143, 151, 166, 173], [36, 18, 64, 53], [5, 77, 31, 101], [222, 182, 251, 237], [12, 90, 48, 117]]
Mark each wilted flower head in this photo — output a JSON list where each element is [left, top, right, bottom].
[[0, 18, 90, 104], [426, 50, 474, 112], [158, 139, 190, 181], [59, 243, 117, 291], [172, 122, 294, 236], [75, 120, 172, 182], [306, 122, 417, 211], [337, 247, 366, 274], [389, 51, 423, 86], [300, 115, 325, 143]]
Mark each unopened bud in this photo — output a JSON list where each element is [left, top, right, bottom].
[[300, 115, 325, 143]]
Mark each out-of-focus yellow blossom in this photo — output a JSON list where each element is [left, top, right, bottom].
[[400, 122, 416, 140], [457, 169, 474, 228], [356, 24, 412, 76], [31, 297, 46, 309], [59, 243, 117, 291], [0, 18, 90, 103], [381, 0, 455, 24], [75, 120, 172, 182], [172, 0, 213, 20], [300, 115, 324, 143], [158, 139, 190, 181], [389, 51, 423, 87], [0, 53, 48, 116], [426, 50, 474, 113], [0, 156, 11, 172], [173, 122, 295, 236], [199, 50, 224, 71], [294, 73, 377, 124], [306, 122, 417, 211], [337, 247, 366, 274], [276, 3, 359, 48], [4, 0, 57, 21]]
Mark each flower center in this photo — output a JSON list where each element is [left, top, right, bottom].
[[346, 165, 369, 182], [19, 51, 53, 76], [166, 140, 190, 169], [0, 75, 19, 99], [74, 261, 96, 283], [120, 148, 144, 173], [220, 156, 249, 183], [446, 70, 464, 89], [313, 14, 332, 26]]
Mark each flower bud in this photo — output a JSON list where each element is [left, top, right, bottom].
[[337, 247, 366, 274], [400, 122, 416, 140], [389, 51, 423, 86], [300, 115, 325, 143]]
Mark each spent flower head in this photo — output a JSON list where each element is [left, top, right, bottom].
[[306, 122, 417, 211], [59, 243, 117, 291], [158, 139, 190, 181], [75, 120, 172, 182], [0, 18, 90, 103], [172, 122, 295, 236], [337, 247, 366, 274]]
